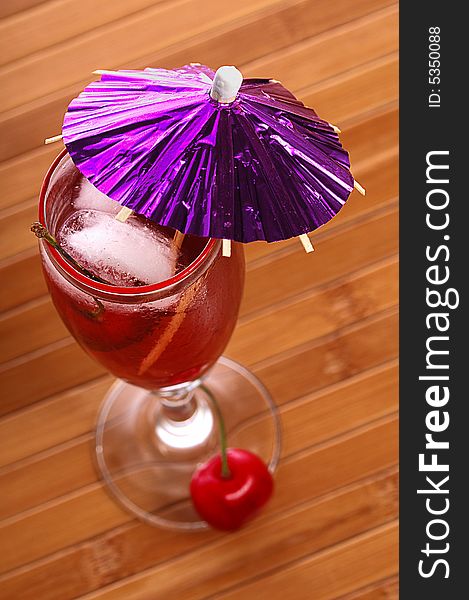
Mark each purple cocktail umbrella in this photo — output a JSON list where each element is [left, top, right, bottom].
[[49, 64, 364, 254]]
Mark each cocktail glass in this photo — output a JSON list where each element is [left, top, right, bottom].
[[38, 150, 281, 530]]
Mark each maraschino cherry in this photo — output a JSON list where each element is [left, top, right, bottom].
[[190, 387, 274, 531]]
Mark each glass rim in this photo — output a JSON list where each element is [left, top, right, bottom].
[[39, 149, 220, 297]]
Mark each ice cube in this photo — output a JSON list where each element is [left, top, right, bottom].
[[73, 178, 120, 214], [60, 210, 179, 286]]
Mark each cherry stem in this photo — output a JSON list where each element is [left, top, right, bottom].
[[31, 222, 111, 285], [202, 384, 231, 479]]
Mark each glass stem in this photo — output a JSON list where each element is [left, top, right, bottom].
[[158, 383, 199, 422], [157, 381, 231, 478]]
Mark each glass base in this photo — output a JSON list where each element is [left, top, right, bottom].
[[95, 357, 281, 530]]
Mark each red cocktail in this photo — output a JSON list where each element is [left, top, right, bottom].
[[40, 153, 245, 389], [37, 151, 280, 530]]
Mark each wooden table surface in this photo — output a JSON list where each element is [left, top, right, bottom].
[[0, 1, 398, 598]]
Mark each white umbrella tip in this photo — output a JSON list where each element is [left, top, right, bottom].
[[210, 66, 243, 103]]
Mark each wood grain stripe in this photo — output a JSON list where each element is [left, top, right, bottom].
[[336, 576, 399, 599], [0, 360, 397, 520], [210, 522, 398, 600], [229, 256, 398, 365], [0, 415, 397, 575], [0, 250, 46, 313], [0, 469, 397, 600], [0, 376, 110, 468], [242, 206, 398, 317], [299, 52, 398, 126], [80, 490, 398, 600], [0, 0, 45, 20], [0, 0, 170, 66], [0, 2, 396, 162], [1, 0, 381, 112], [0, 308, 397, 469]]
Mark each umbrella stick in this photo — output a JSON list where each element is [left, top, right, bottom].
[[299, 234, 314, 253], [45, 134, 63, 144], [330, 124, 341, 134], [222, 239, 231, 257], [210, 68, 239, 260], [354, 180, 366, 196]]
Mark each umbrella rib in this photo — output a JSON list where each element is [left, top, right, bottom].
[[231, 115, 267, 242], [233, 110, 298, 242]]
